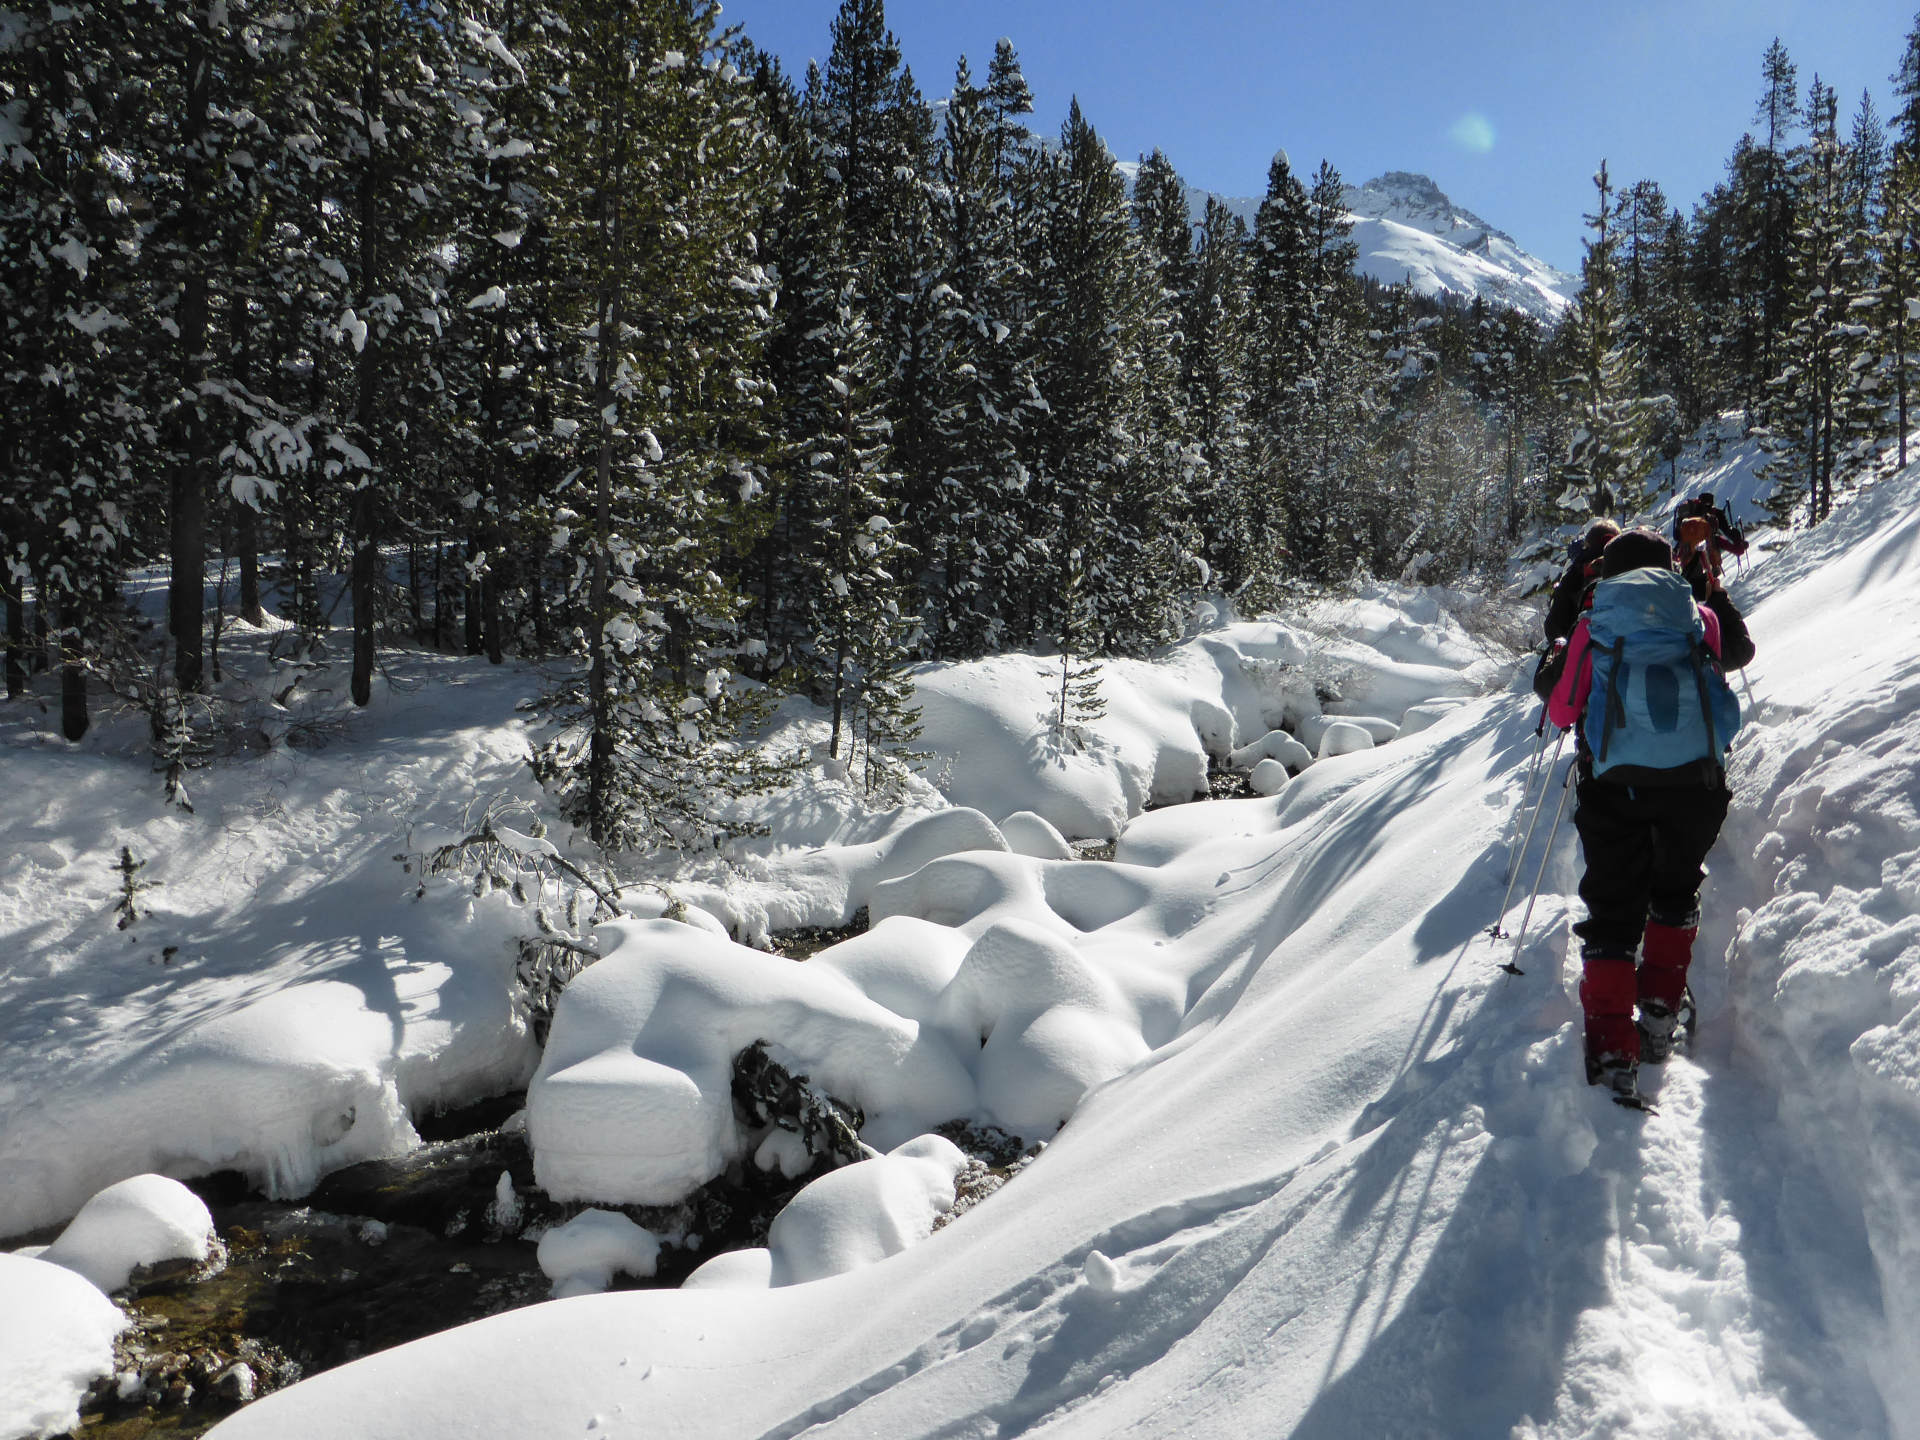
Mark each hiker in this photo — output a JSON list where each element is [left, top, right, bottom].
[[1672, 492, 1749, 601], [1543, 518, 1621, 644], [1545, 527, 1755, 1099]]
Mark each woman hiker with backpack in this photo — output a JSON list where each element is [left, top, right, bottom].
[[1545, 527, 1756, 1102]]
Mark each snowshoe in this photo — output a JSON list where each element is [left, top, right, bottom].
[[1637, 1002, 1679, 1063], [1585, 1049, 1651, 1112], [1640, 987, 1699, 1064]]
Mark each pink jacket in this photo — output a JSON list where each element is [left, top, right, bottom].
[[1547, 603, 1723, 732]]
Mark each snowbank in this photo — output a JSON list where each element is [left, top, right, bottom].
[[0, 1253, 128, 1440], [0, 657, 547, 1238]]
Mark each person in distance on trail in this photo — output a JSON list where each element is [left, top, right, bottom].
[[1545, 527, 1755, 1100], [1672, 491, 1749, 602], [1543, 518, 1621, 644]]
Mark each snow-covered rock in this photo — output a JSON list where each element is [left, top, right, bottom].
[[766, 1134, 969, 1286], [0, 1253, 128, 1440], [1315, 720, 1375, 759], [1229, 729, 1314, 772], [528, 920, 976, 1204], [534, 1210, 660, 1298], [998, 810, 1076, 861], [1248, 758, 1290, 796], [40, 1174, 215, 1294]]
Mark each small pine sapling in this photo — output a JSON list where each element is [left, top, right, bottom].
[[113, 846, 156, 931], [1045, 549, 1107, 753]]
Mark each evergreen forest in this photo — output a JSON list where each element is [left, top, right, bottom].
[[4, 0, 1918, 849]]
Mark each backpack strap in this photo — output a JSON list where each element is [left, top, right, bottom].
[[1597, 636, 1626, 763], [1687, 637, 1724, 787]]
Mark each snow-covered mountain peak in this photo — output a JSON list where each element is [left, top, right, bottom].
[[1343, 170, 1505, 245], [1339, 170, 1576, 322], [1115, 160, 1577, 325]]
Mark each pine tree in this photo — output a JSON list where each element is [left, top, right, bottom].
[[534, 0, 782, 852], [913, 48, 1040, 657], [1752, 39, 1803, 418], [1559, 162, 1651, 521], [0, 2, 146, 741], [1184, 198, 1254, 590], [1767, 80, 1874, 523], [1243, 152, 1313, 584], [1027, 101, 1181, 654]]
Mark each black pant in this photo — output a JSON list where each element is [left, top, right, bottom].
[[1572, 777, 1729, 955]]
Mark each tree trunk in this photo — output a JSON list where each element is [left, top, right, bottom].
[[4, 584, 24, 699], [464, 534, 483, 654], [350, 7, 386, 709], [588, 302, 617, 844], [235, 497, 263, 626], [59, 601, 88, 741], [167, 13, 212, 694], [484, 553, 503, 665]]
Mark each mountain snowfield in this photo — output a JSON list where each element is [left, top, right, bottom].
[[2, 451, 1917, 1438], [1118, 163, 1576, 323]]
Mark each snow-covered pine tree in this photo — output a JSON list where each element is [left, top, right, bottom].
[[1751, 38, 1804, 417], [309, 1, 465, 707], [534, 0, 783, 853], [1185, 197, 1254, 591], [1765, 80, 1869, 524], [437, 0, 568, 665], [0, 2, 145, 740], [1291, 160, 1379, 586], [1028, 101, 1181, 655], [812, 0, 938, 495], [915, 50, 1041, 658], [1127, 148, 1205, 621], [1242, 151, 1313, 587], [785, 257, 919, 776], [1558, 161, 1651, 524]]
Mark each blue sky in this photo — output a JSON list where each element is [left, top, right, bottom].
[[717, 0, 1919, 274]]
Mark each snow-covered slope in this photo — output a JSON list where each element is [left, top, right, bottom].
[[190, 465, 1920, 1438], [1119, 162, 1575, 323]]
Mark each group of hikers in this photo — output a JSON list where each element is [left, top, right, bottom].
[[1530, 494, 1755, 1103]]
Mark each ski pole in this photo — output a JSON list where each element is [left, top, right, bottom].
[[1738, 666, 1755, 706], [1499, 719, 1551, 885], [1504, 756, 1576, 973], [1488, 727, 1566, 938]]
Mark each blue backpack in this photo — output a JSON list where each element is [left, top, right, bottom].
[[1581, 567, 1741, 780]]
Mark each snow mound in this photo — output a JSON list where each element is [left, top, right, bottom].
[[766, 1134, 969, 1286], [0, 1252, 128, 1440], [535, 1210, 661, 1298], [680, 1245, 773, 1291], [1229, 729, 1313, 772], [682, 807, 1010, 944], [999, 810, 1075, 861], [1315, 720, 1376, 759], [41, 1174, 214, 1294], [1248, 758, 1290, 796], [528, 920, 977, 1204], [909, 638, 1270, 840]]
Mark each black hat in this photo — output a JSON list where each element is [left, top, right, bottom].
[[1600, 527, 1673, 577]]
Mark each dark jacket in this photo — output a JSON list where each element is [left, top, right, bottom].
[[1544, 559, 1598, 643]]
